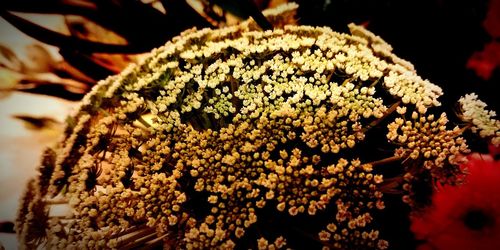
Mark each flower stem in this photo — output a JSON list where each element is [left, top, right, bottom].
[[367, 155, 402, 167], [112, 224, 148, 237], [136, 116, 152, 128], [116, 227, 156, 248], [140, 233, 170, 250], [455, 124, 473, 137], [363, 100, 401, 133], [369, 77, 382, 88], [121, 232, 159, 250], [44, 199, 68, 205]]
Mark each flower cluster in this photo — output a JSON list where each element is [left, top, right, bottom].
[[15, 3, 499, 250], [458, 93, 500, 146], [386, 110, 470, 205]]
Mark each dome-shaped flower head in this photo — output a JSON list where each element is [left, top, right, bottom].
[[15, 2, 483, 250]]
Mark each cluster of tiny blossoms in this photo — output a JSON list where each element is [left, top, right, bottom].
[[386, 108, 470, 205], [458, 93, 500, 146], [16, 3, 494, 250]]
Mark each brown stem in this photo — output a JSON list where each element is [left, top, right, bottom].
[[136, 116, 152, 128], [362, 100, 401, 133], [325, 70, 335, 83], [121, 232, 158, 250], [369, 77, 382, 88], [341, 77, 354, 86], [116, 227, 156, 247], [454, 124, 472, 137], [112, 224, 148, 238], [378, 177, 403, 194], [366, 155, 402, 167], [44, 199, 68, 205], [140, 233, 170, 250]]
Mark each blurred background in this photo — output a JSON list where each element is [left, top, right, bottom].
[[0, 0, 498, 249]]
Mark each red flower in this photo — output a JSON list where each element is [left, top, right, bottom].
[[467, 0, 500, 80], [467, 42, 500, 80], [411, 153, 500, 250]]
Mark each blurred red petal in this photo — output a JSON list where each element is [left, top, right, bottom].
[[484, 0, 500, 38], [467, 42, 500, 80], [411, 155, 500, 250]]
